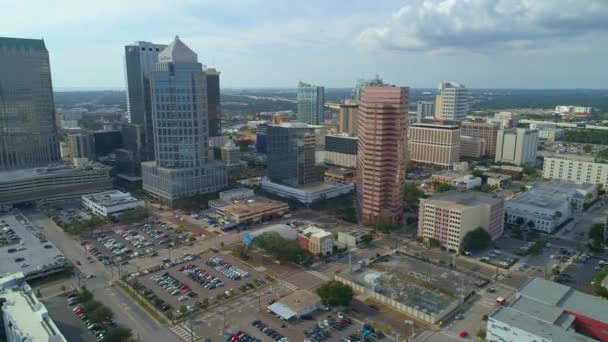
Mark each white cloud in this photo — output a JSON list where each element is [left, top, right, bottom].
[[356, 0, 608, 51]]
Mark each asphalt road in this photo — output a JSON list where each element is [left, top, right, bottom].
[[25, 211, 182, 342]]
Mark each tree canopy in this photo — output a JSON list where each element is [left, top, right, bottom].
[[317, 281, 353, 307], [461, 227, 492, 251], [104, 327, 133, 342], [432, 181, 456, 193], [252, 232, 313, 265], [403, 182, 426, 206]]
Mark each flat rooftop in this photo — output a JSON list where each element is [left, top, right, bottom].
[[0, 163, 110, 183], [411, 120, 460, 129], [545, 154, 604, 163], [214, 197, 288, 215], [490, 277, 607, 342], [423, 191, 502, 208], [0, 274, 67, 341], [0, 214, 67, 277], [277, 289, 321, 312], [325, 167, 355, 177], [82, 190, 142, 207], [510, 180, 595, 208]]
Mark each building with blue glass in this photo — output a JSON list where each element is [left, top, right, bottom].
[[296, 81, 325, 125], [142, 36, 226, 207]]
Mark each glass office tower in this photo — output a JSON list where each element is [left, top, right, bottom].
[[296, 81, 325, 125], [124, 41, 167, 162], [0, 37, 59, 170], [141, 37, 226, 207]]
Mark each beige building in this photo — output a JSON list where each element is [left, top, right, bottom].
[[298, 226, 334, 256], [460, 135, 486, 158], [409, 121, 460, 168], [356, 85, 408, 224], [418, 191, 505, 252], [338, 100, 359, 136], [431, 171, 481, 191], [220, 142, 241, 165], [461, 122, 499, 156], [543, 154, 608, 186], [434, 82, 469, 121], [66, 133, 95, 161], [495, 128, 539, 166]]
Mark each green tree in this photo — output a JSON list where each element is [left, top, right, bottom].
[[360, 234, 374, 244], [583, 144, 593, 153], [202, 298, 209, 307], [589, 223, 606, 243], [515, 217, 525, 225], [317, 281, 353, 307], [118, 207, 150, 223], [368, 216, 397, 233], [104, 327, 133, 342], [403, 182, 426, 206], [253, 232, 313, 265], [477, 328, 487, 340], [461, 227, 492, 251], [432, 181, 455, 193], [88, 306, 114, 324]]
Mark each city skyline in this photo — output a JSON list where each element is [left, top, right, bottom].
[[3, 0, 608, 90]]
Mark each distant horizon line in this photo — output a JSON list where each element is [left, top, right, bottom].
[[54, 86, 608, 92]]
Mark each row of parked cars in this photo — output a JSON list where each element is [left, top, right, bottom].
[[130, 280, 173, 312], [151, 272, 198, 302], [251, 320, 289, 342], [206, 257, 249, 280], [81, 241, 111, 265], [67, 291, 116, 341], [181, 264, 225, 290], [227, 330, 262, 342], [115, 229, 154, 249]]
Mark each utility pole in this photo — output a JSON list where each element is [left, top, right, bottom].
[[190, 315, 193, 342]]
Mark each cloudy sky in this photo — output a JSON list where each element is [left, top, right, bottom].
[[3, 0, 608, 89]]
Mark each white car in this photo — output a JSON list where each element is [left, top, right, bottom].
[[178, 295, 188, 301]]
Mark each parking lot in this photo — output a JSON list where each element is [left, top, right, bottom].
[[214, 309, 378, 342], [80, 220, 197, 266], [133, 252, 266, 317]]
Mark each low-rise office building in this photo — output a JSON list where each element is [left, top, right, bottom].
[[0, 272, 67, 342], [209, 196, 289, 224], [431, 171, 481, 191], [337, 230, 368, 248], [487, 277, 608, 342], [81, 190, 145, 217], [418, 191, 504, 252], [243, 224, 297, 244], [459, 135, 486, 158], [537, 128, 564, 141], [261, 180, 354, 205], [543, 154, 608, 186], [267, 289, 321, 320], [483, 172, 512, 189], [505, 180, 596, 233], [297, 225, 334, 256], [0, 163, 112, 206], [324, 168, 355, 183], [409, 121, 461, 168], [218, 188, 255, 201]]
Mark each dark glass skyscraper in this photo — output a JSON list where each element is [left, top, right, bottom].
[[205, 68, 221, 137], [0, 37, 59, 170], [266, 123, 319, 187], [124, 41, 167, 161]]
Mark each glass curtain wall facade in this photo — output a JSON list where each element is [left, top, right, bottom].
[[0, 37, 59, 170], [297, 81, 325, 125]]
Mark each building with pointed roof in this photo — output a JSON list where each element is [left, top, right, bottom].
[[141, 36, 226, 207]]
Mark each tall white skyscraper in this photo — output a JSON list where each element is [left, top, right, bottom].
[[435, 82, 469, 121]]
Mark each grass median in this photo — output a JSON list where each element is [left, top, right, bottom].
[[115, 280, 168, 325]]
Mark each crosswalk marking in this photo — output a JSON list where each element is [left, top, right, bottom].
[[277, 279, 298, 291], [305, 270, 330, 281], [169, 323, 200, 341]]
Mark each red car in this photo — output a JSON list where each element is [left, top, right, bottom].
[[74, 308, 85, 315], [459, 330, 468, 338]]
